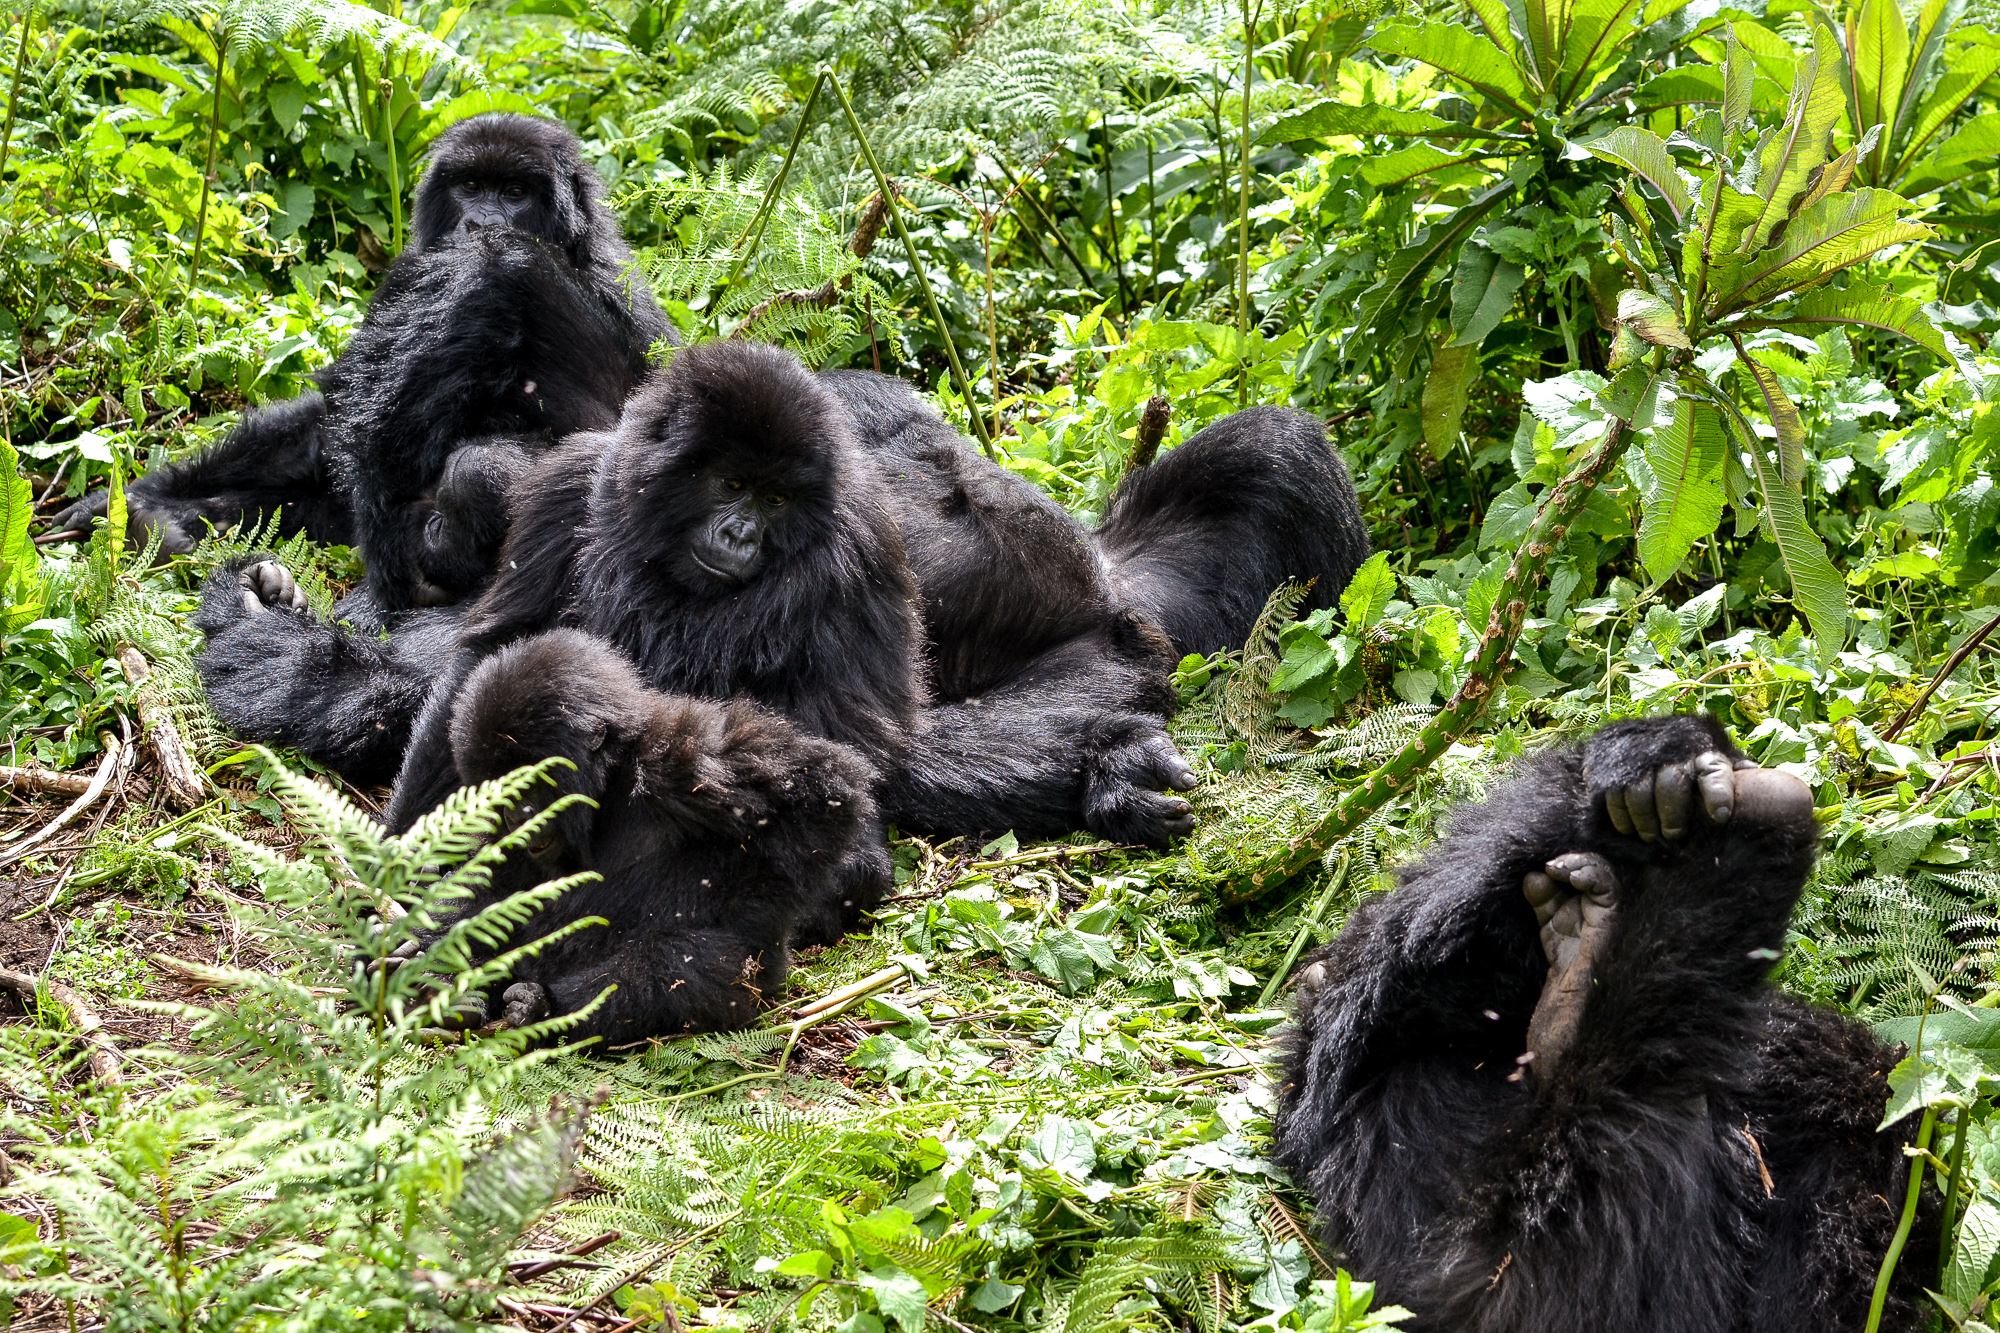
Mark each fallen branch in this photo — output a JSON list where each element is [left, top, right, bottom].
[[0, 766, 94, 797], [1880, 612, 2000, 743], [115, 644, 204, 809], [0, 966, 122, 1084], [507, 1229, 622, 1282], [0, 731, 126, 868]]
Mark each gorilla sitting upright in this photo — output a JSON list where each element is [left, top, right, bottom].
[[1273, 715, 1932, 1332], [54, 113, 671, 612]]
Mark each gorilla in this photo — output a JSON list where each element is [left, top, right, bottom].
[[54, 113, 670, 612], [1272, 714, 1933, 1333], [198, 345, 1209, 855]]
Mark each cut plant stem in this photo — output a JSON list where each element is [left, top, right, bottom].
[[826, 71, 993, 456], [117, 643, 204, 809], [1221, 412, 1637, 903]]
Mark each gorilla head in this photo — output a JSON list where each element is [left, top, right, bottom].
[[594, 341, 887, 598], [409, 113, 622, 274]]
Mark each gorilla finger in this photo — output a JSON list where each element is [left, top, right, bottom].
[[48, 490, 108, 535], [1140, 734, 1199, 791], [1522, 871, 1561, 922], [1605, 786, 1634, 835], [1654, 763, 1693, 841], [1548, 852, 1616, 897], [1694, 752, 1736, 824], [1623, 776, 1660, 841], [503, 981, 553, 1028], [1549, 896, 1583, 939]]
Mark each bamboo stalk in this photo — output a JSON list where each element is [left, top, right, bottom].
[[115, 644, 203, 810], [1218, 415, 1635, 903]]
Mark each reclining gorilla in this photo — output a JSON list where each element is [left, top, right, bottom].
[[53, 113, 671, 612], [202, 343, 1203, 1036], [1273, 715, 1932, 1333]]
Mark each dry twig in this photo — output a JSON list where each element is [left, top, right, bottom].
[[0, 966, 122, 1084], [115, 644, 204, 809]]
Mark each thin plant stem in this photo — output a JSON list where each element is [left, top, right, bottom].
[[719, 71, 827, 307], [984, 212, 1001, 441], [826, 70, 993, 455], [992, 154, 1095, 291], [381, 78, 402, 254], [1939, 1106, 1970, 1284], [1866, 1105, 1937, 1333], [1236, 0, 1261, 406], [187, 19, 225, 295], [0, 1, 34, 183]]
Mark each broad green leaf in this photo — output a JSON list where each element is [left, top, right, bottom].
[[1637, 394, 1726, 582], [1723, 27, 1752, 133], [1584, 126, 1693, 221], [1632, 65, 1723, 112], [1901, 112, 2000, 195], [1741, 280, 1947, 357], [1340, 552, 1397, 629], [1874, 1010, 2000, 1066], [1878, 0, 1965, 177], [1360, 144, 1479, 187], [107, 453, 126, 572], [1423, 341, 1482, 459], [1350, 182, 1514, 360], [1689, 177, 1766, 299], [1945, 1198, 2000, 1306], [1449, 244, 1528, 345], [1557, 0, 1649, 102], [1740, 417, 1848, 658], [1846, 0, 1910, 181], [1742, 23, 1847, 258], [1465, 0, 1524, 61], [0, 436, 41, 635], [1263, 101, 1463, 142], [1618, 287, 1691, 348], [1792, 125, 1877, 216], [1734, 345, 1806, 483], [1523, 0, 1571, 88], [1716, 188, 1931, 310], [1890, 47, 2000, 179], [1370, 23, 1535, 115], [858, 1267, 930, 1333]]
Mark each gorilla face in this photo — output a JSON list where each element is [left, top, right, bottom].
[[689, 474, 795, 583], [410, 113, 595, 261]]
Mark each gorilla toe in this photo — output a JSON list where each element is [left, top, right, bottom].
[[239, 560, 308, 615], [1083, 728, 1199, 848], [503, 981, 553, 1028]]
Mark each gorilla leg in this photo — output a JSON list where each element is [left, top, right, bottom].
[[49, 396, 351, 555], [1095, 406, 1368, 656], [193, 555, 464, 787], [1272, 716, 1923, 1333], [433, 630, 879, 1043]]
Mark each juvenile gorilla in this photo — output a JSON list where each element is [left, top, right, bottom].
[[55, 114, 670, 611], [1272, 715, 1930, 1332]]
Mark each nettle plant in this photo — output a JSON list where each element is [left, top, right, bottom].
[[1580, 20, 1949, 657]]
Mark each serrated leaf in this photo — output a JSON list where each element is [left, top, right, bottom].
[[1585, 126, 1693, 222], [1450, 243, 1527, 346], [1360, 143, 1480, 187], [1847, 0, 1910, 180], [1742, 23, 1847, 257], [858, 1267, 930, 1333], [1263, 100, 1469, 143], [1632, 65, 1724, 112], [1556, 0, 1649, 101], [1618, 287, 1691, 347], [1715, 187, 1932, 311], [1890, 44, 2000, 180], [1742, 280, 1946, 357], [1423, 341, 1482, 459], [1637, 394, 1726, 582], [1370, 22, 1534, 114], [1739, 416, 1848, 658], [1900, 112, 2000, 195], [1734, 346, 1806, 483], [1946, 1199, 2000, 1305], [1723, 27, 1753, 133], [1339, 552, 1397, 629], [1348, 182, 1514, 364], [0, 437, 42, 635]]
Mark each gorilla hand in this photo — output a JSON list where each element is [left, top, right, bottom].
[[1083, 723, 1198, 849], [235, 560, 309, 616], [1602, 749, 1810, 841], [47, 489, 205, 556]]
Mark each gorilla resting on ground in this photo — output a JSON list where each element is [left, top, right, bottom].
[[1272, 714, 1931, 1333], [199, 346, 1206, 854], [55, 114, 670, 612]]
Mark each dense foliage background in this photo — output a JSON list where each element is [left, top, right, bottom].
[[2, 0, 2000, 1327]]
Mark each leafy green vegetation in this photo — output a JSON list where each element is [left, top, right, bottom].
[[3, 0, 2000, 1326]]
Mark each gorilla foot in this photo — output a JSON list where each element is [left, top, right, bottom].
[[1084, 730, 1199, 848], [1602, 748, 1809, 841], [237, 560, 308, 616], [503, 981, 552, 1029], [1521, 851, 1619, 1078]]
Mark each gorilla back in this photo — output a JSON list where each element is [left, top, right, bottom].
[[1272, 715, 1930, 1333]]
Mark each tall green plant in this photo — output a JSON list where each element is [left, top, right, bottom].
[[1830, 0, 2000, 196]]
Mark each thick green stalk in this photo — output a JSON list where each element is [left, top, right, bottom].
[[827, 72, 994, 456], [1939, 1107, 1970, 1284], [1867, 1107, 1937, 1333], [381, 79, 402, 254], [187, 21, 225, 295], [1100, 110, 1129, 309], [1236, 0, 1258, 362], [1218, 413, 1635, 903], [0, 2, 34, 183]]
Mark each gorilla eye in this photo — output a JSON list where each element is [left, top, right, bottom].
[[503, 183, 527, 200], [765, 495, 787, 507], [725, 479, 744, 491]]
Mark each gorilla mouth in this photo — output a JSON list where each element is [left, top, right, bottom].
[[690, 549, 752, 582]]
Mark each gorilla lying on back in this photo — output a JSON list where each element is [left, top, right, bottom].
[[54, 114, 670, 612], [1273, 715, 1931, 1332]]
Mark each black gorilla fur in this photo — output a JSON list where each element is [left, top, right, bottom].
[[429, 630, 876, 1042], [1271, 714, 1931, 1333], [54, 114, 670, 610], [198, 346, 1210, 854], [1095, 404, 1370, 657]]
